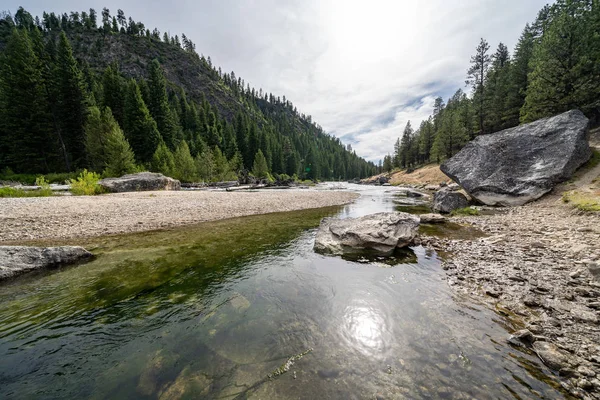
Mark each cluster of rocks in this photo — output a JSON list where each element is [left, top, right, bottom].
[[99, 172, 181, 193], [421, 203, 600, 398]]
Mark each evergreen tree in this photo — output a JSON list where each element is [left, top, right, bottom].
[[252, 149, 269, 179], [124, 79, 161, 163], [172, 140, 196, 182], [102, 63, 125, 127], [147, 59, 179, 149], [151, 142, 175, 176], [522, 0, 598, 122], [55, 30, 89, 169], [0, 28, 52, 172], [466, 38, 491, 133], [103, 113, 137, 177], [399, 121, 414, 168], [504, 24, 535, 127], [485, 43, 511, 132]]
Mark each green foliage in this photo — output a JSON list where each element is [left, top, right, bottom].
[[451, 207, 480, 216], [0, 6, 378, 181], [172, 140, 196, 182], [70, 169, 103, 195], [562, 191, 600, 212], [252, 149, 269, 179], [124, 79, 161, 163], [35, 176, 53, 196], [151, 142, 175, 177], [0, 187, 53, 198]]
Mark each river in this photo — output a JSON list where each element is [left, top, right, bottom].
[[0, 184, 568, 399]]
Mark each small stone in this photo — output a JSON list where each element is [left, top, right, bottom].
[[570, 269, 583, 279], [532, 341, 574, 371], [577, 378, 594, 391], [523, 295, 541, 307], [485, 287, 502, 298], [577, 366, 596, 378], [509, 329, 535, 345]]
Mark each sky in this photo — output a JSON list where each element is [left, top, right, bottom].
[[5, 0, 549, 162]]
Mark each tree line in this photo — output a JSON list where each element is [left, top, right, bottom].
[[0, 7, 377, 182], [384, 0, 599, 172]]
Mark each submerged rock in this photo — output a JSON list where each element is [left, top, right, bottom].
[[441, 110, 591, 206], [432, 189, 469, 214], [0, 246, 93, 280], [314, 212, 419, 256], [99, 172, 181, 193]]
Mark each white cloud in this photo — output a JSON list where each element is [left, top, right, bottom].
[[12, 0, 549, 161]]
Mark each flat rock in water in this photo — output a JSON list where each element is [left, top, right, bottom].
[[441, 110, 591, 206], [0, 246, 93, 280], [99, 172, 181, 193], [314, 212, 419, 256]]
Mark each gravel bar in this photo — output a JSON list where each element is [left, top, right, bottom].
[[0, 190, 359, 243]]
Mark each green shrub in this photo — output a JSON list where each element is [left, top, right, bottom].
[[451, 207, 480, 216], [35, 176, 53, 196], [70, 169, 104, 196]]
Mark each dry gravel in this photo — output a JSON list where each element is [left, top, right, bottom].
[[0, 189, 358, 243]]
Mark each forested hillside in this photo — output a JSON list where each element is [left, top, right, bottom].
[[384, 0, 600, 172], [0, 7, 377, 181]]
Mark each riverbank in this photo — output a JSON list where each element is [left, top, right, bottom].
[[423, 196, 600, 397], [0, 189, 359, 243]]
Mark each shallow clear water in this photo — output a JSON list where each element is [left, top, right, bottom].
[[0, 185, 568, 399]]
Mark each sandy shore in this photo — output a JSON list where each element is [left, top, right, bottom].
[[0, 189, 358, 243]]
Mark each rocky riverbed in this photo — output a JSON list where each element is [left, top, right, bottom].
[[0, 189, 359, 243], [422, 200, 600, 399]]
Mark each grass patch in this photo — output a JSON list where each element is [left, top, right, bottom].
[[70, 170, 104, 196], [0, 175, 54, 198], [0, 187, 53, 198], [562, 191, 600, 211], [451, 207, 480, 216]]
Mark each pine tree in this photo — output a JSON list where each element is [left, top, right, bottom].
[[466, 38, 491, 133], [399, 121, 413, 168], [147, 59, 179, 149], [172, 140, 196, 182], [0, 28, 53, 172], [485, 43, 511, 132], [102, 63, 125, 127], [521, 1, 594, 122], [103, 111, 137, 177], [252, 149, 269, 179], [504, 24, 535, 127], [55, 30, 89, 169], [124, 79, 161, 163], [151, 142, 175, 176]]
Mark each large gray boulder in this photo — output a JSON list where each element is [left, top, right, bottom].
[[0, 246, 93, 280], [441, 110, 591, 206], [99, 172, 181, 193], [314, 212, 419, 256], [432, 189, 469, 214]]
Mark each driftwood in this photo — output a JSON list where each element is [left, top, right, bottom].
[[226, 184, 266, 192]]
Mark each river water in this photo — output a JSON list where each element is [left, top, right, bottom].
[[0, 185, 568, 399]]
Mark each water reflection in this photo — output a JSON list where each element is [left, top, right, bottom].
[[341, 301, 390, 358]]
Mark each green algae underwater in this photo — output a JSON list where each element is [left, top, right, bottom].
[[0, 187, 572, 399]]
